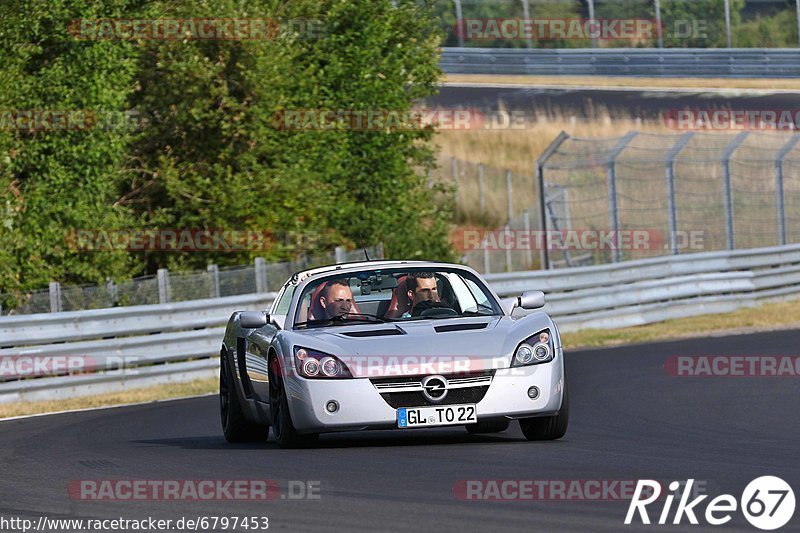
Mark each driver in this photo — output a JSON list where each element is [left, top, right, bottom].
[[319, 279, 354, 318], [403, 272, 439, 318]]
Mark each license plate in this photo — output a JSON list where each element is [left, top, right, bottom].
[[397, 404, 477, 428]]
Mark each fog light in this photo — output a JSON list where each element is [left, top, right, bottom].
[[527, 386, 540, 399], [325, 400, 339, 413]]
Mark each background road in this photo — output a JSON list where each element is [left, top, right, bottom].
[[1, 329, 798, 532], [431, 85, 800, 121]]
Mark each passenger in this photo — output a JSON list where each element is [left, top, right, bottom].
[[319, 279, 354, 319]]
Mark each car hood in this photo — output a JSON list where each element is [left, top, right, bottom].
[[281, 313, 555, 378]]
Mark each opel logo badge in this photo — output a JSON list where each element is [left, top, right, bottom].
[[421, 375, 448, 403]]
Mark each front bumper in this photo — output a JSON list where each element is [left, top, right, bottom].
[[284, 350, 565, 433]]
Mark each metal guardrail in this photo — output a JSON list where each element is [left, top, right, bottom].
[[2, 243, 800, 403], [441, 48, 800, 77]]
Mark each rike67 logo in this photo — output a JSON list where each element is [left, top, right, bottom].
[[626, 477, 795, 530]]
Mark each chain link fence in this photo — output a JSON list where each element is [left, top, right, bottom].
[[538, 130, 800, 268], [1, 246, 383, 316]]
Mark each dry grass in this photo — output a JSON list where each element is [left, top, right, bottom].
[[445, 74, 800, 91], [562, 299, 800, 350], [0, 377, 217, 420]]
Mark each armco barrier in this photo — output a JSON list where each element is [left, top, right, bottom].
[[440, 48, 800, 78], [2, 244, 800, 403]]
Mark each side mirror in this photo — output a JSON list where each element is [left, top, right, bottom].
[[240, 311, 268, 329], [518, 290, 545, 310]]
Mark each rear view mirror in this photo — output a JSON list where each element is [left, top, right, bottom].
[[518, 290, 545, 310], [240, 311, 268, 329]]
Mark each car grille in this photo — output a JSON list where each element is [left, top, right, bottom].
[[379, 386, 490, 408], [370, 370, 494, 409]]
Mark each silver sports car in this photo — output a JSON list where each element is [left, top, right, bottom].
[[219, 260, 568, 448]]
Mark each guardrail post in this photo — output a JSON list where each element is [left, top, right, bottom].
[[665, 132, 694, 255], [722, 131, 749, 250], [254, 258, 268, 293], [535, 131, 570, 270], [482, 233, 490, 274], [49, 282, 62, 313], [157, 268, 170, 304], [606, 131, 638, 263], [774, 134, 799, 246], [335, 246, 347, 264], [207, 264, 221, 298]]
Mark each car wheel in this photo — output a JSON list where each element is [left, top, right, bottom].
[[220, 353, 268, 443], [465, 419, 510, 434], [269, 356, 319, 449], [519, 380, 569, 441]]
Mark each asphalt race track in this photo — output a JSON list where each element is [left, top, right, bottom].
[[1, 329, 798, 532], [431, 85, 800, 121]]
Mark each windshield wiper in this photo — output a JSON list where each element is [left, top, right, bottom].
[[295, 313, 390, 328]]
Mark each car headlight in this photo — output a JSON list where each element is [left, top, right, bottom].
[[512, 329, 554, 367], [294, 347, 353, 379]]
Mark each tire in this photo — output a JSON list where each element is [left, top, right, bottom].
[[220, 353, 268, 443], [466, 419, 510, 434], [269, 355, 319, 449], [519, 380, 569, 441]]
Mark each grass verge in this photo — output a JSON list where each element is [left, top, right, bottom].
[[562, 299, 800, 350], [0, 377, 217, 420], [445, 74, 800, 91]]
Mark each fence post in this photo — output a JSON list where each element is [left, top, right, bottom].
[[208, 264, 221, 298], [721, 131, 749, 250], [523, 208, 533, 268], [654, 0, 663, 48], [665, 132, 694, 255], [254, 258, 268, 293], [335, 246, 347, 264], [606, 131, 638, 263], [774, 134, 799, 246], [587, 0, 597, 48], [723, 0, 732, 48], [506, 170, 514, 223], [49, 282, 62, 313], [521, 0, 532, 48], [536, 131, 570, 270], [157, 268, 170, 304], [453, 0, 464, 47], [504, 223, 513, 272], [482, 234, 490, 274], [478, 163, 485, 214]]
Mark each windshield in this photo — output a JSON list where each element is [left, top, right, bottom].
[[293, 268, 501, 328]]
